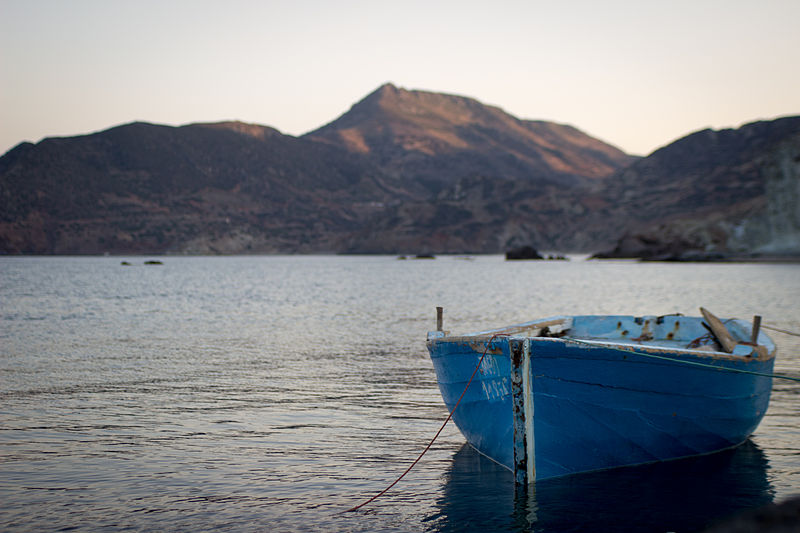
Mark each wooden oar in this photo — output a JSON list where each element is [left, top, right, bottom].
[[700, 307, 737, 353]]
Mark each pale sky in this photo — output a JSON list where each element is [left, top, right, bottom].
[[1, 0, 799, 157]]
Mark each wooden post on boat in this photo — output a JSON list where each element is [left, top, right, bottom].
[[510, 338, 534, 485], [751, 315, 762, 344], [436, 307, 443, 331]]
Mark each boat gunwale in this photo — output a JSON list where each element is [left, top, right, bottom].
[[427, 314, 777, 364]]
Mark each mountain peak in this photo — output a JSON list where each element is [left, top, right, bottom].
[[375, 82, 399, 94], [358, 83, 490, 121], [305, 85, 633, 186]]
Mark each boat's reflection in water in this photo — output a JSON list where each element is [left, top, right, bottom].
[[430, 439, 772, 532]]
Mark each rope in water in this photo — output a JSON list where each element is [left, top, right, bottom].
[[345, 333, 507, 513], [762, 324, 800, 338]]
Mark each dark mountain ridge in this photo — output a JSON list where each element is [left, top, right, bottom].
[[0, 120, 401, 254], [593, 117, 800, 259], [608, 117, 800, 211], [305, 84, 634, 193], [1, 83, 798, 256]]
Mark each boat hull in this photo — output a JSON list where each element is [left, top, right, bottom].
[[427, 318, 775, 481]]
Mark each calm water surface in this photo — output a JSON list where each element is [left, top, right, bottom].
[[1, 255, 799, 532]]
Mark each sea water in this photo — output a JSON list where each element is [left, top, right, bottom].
[[1, 255, 798, 532]]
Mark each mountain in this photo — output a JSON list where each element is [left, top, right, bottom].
[[305, 84, 634, 193], [592, 117, 800, 259], [1, 83, 797, 256], [339, 115, 800, 255], [0, 121, 402, 254], [0, 85, 635, 255]]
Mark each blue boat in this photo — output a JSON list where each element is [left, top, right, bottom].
[[426, 308, 776, 483]]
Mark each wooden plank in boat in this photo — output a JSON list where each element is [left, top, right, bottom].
[[700, 307, 737, 353]]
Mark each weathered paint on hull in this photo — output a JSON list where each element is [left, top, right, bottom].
[[427, 317, 775, 482]]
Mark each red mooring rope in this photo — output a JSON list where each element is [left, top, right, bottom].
[[346, 333, 507, 513]]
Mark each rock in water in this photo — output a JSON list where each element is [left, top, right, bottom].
[[505, 246, 544, 260]]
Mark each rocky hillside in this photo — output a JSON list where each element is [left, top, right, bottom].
[[0, 85, 636, 255], [0, 121, 402, 254], [330, 107, 800, 255], [592, 117, 800, 259], [337, 174, 614, 253], [1, 83, 797, 256], [743, 132, 800, 253], [306, 84, 634, 194]]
